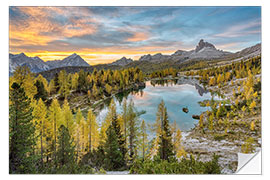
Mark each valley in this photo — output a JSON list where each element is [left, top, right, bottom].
[[9, 39, 261, 174]]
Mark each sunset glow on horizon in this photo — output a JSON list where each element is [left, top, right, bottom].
[[9, 7, 261, 65]]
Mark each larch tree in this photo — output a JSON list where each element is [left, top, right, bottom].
[[199, 114, 204, 129], [9, 82, 37, 174], [122, 98, 128, 144], [62, 99, 74, 137], [13, 66, 37, 99], [87, 109, 99, 152], [75, 108, 84, 159], [140, 119, 148, 161], [48, 98, 62, 163], [79, 116, 87, 154], [174, 129, 186, 158], [71, 72, 79, 90], [32, 98, 48, 166], [127, 99, 139, 162], [58, 70, 70, 99], [208, 113, 214, 131]]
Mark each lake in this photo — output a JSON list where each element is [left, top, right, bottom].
[[96, 79, 213, 132]]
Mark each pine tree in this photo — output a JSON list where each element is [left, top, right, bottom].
[[35, 74, 49, 93], [34, 80, 48, 101], [106, 99, 126, 168], [156, 100, 175, 161], [9, 82, 37, 173], [48, 79, 55, 95], [53, 73, 60, 93], [56, 125, 75, 168], [104, 124, 124, 171], [78, 70, 87, 92]]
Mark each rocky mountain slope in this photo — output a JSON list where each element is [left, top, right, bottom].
[[109, 57, 133, 66], [9, 53, 50, 73], [46, 53, 90, 69], [138, 39, 232, 63], [9, 53, 90, 74]]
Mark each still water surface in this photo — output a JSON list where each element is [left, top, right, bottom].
[[96, 80, 212, 131]]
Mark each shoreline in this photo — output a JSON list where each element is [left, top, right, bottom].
[[181, 75, 261, 174]]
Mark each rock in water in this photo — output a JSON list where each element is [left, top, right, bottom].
[[192, 115, 200, 119], [183, 107, 189, 113]]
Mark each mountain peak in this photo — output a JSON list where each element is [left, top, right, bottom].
[[69, 53, 78, 58], [18, 52, 27, 57], [195, 39, 216, 52], [110, 56, 133, 66]]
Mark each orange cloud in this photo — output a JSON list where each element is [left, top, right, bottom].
[[9, 7, 96, 48], [126, 32, 149, 42]]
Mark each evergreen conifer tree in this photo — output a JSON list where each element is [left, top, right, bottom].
[[34, 80, 48, 101], [56, 125, 75, 168], [104, 124, 124, 171], [109, 99, 127, 167], [156, 100, 175, 161], [9, 82, 37, 173]]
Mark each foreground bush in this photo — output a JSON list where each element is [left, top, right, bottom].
[[130, 155, 221, 174]]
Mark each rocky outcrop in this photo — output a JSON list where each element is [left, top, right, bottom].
[[109, 57, 133, 66], [139, 53, 170, 62], [138, 39, 232, 63], [195, 39, 216, 52]]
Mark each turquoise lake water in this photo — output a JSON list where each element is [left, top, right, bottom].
[[96, 80, 212, 131]]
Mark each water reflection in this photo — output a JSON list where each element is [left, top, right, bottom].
[[96, 80, 212, 131]]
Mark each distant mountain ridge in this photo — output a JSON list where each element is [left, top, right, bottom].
[[9, 53, 50, 73], [9, 39, 261, 74], [108, 57, 133, 66], [9, 53, 90, 74], [137, 39, 232, 63]]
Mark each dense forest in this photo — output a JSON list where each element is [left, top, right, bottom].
[[9, 65, 222, 174]]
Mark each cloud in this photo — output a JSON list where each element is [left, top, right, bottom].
[[9, 7, 261, 64], [126, 32, 149, 42], [9, 7, 97, 47], [213, 20, 261, 38]]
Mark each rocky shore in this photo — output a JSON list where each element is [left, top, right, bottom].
[[180, 75, 261, 174]]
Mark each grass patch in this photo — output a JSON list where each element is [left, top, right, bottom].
[[214, 134, 227, 141]]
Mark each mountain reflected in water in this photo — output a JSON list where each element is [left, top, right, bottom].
[[96, 80, 212, 131]]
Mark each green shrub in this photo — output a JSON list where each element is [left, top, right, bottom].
[[130, 155, 221, 174]]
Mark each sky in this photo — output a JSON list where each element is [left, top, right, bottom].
[[9, 6, 261, 65]]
